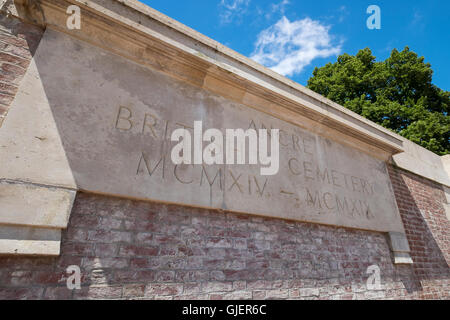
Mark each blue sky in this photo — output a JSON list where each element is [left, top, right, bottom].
[[141, 0, 449, 91]]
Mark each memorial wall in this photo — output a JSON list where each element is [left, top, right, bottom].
[[0, 0, 448, 299], [5, 28, 405, 234]]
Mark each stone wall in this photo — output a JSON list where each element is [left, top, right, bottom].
[[0, 13, 43, 127], [388, 166, 450, 285], [0, 164, 448, 299], [0, 1, 448, 300]]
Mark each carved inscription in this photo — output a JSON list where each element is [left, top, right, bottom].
[[113, 105, 382, 222]]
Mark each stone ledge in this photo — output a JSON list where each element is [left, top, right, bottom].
[[0, 239, 61, 256], [392, 252, 414, 265], [0, 224, 62, 256], [0, 181, 75, 256], [388, 232, 413, 265], [0, 180, 76, 228], [392, 140, 450, 188]]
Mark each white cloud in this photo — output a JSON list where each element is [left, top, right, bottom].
[[219, 0, 251, 24], [271, 0, 289, 15], [337, 5, 349, 23], [250, 16, 342, 77], [264, 0, 290, 20]]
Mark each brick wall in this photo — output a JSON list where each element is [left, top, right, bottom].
[[388, 165, 450, 294], [0, 164, 448, 300], [0, 13, 43, 127]]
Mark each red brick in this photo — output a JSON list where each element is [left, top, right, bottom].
[[82, 257, 128, 270], [201, 281, 233, 293], [0, 52, 29, 68], [113, 270, 156, 283], [32, 270, 68, 285], [43, 287, 73, 300], [145, 283, 183, 296], [74, 285, 122, 299], [119, 244, 159, 257], [0, 15, 43, 126], [0, 162, 448, 300], [0, 92, 14, 105], [87, 230, 131, 243], [0, 287, 44, 300], [123, 284, 146, 298]]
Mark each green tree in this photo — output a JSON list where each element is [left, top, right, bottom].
[[307, 47, 449, 155]]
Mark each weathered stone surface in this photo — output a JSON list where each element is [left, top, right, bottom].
[[0, 29, 405, 234], [442, 155, 450, 181], [443, 186, 450, 221], [0, 224, 61, 256], [0, 181, 75, 228], [393, 140, 450, 187], [0, 239, 60, 255], [0, 56, 76, 188], [0, 180, 74, 256], [388, 232, 411, 252], [388, 232, 413, 264]]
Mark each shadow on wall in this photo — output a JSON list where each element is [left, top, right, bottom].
[[388, 165, 450, 296], [0, 12, 44, 126]]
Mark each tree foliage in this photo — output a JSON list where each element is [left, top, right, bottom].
[[307, 47, 449, 155]]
